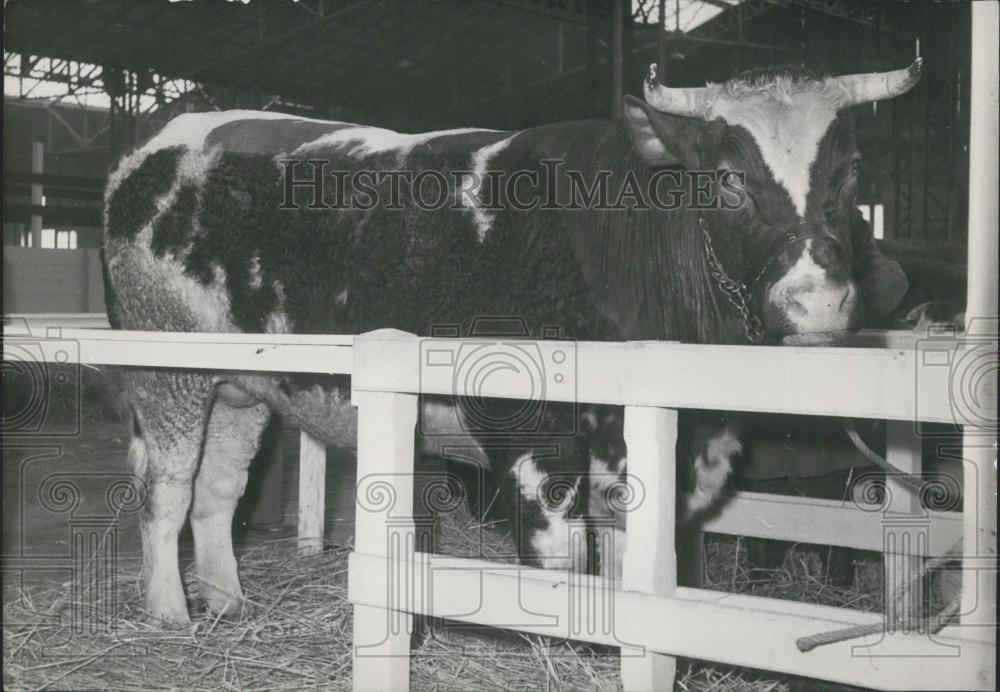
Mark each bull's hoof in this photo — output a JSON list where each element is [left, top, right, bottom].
[[201, 587, 250, 620], [142, 601, 192, 626], [205, 599, 252, 621]]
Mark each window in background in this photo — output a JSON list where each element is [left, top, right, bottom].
[[40, 228, 55, 248], [38, 229, 78, 249], [56, 230, 78, 249]]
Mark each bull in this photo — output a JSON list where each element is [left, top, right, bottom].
[[102, 60, 921, 623]]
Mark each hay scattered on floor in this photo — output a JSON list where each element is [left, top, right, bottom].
[[3, 543, 353, 692], [701, 535, 884, 614], [3, 506, 885, 691]]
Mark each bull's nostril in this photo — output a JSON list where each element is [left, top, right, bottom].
[[786, 295, 804, 310], [837, 286, 852, 311]]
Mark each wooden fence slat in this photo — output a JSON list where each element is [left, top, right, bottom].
[[349, 332, 958, 423], [351, 390, 419, 692], [1, 327, 961, 423], [621, 406, 678, 691], [701, 491, 962, 554]]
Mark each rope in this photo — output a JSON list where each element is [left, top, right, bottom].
[[842, 419, 925, 493], [796, 541, 963, 652], [795, 422, 963, 652]]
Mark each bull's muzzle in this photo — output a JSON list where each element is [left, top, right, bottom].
[[764, 239, 860, 345]]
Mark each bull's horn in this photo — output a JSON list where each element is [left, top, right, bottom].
[[642, 63, 717, 119], [830, 58, 923, 107]]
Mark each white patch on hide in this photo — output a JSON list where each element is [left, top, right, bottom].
[[106, 243, 236, 334], [461, 134, 518, 241], [292, 125, 497, 162], [107, 111, 331, 199], [712, 96, 838, 217], [686, 427, 741, 516], [247, 256, 263, 290]]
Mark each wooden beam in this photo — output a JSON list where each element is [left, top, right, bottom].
[[352, 331, 958, 423], [3, 327, 964, 423], [701, 491, 962, 555], [2, 328, 354, 375]]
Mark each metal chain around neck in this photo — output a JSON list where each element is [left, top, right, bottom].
[[700, 217, 765, 343]]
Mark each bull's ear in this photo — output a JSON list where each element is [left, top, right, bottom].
[[623, 95, 720, 168]]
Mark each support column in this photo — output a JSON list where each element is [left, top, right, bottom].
[[620, 405, 678, 691], [610, 0, 625, 119], [297, 429, 326, 555]]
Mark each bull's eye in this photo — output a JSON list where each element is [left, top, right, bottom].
[[850, 158, 862, 176]]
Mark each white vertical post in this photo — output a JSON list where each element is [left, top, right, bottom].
[[961, 0, 998, 640], [883, 421, 924, 632], [30, 141, 43, 248], [351, 390, 418, 692], [620, 406, 678, 691], [297, 429, 326, 556]]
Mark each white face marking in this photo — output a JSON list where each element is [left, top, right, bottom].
[[292, 125, 497, 161], [713, 95, 838, 217], [460, 134, 517, 241], [767, 239, 854, 335], [511, 453, 586, 571]]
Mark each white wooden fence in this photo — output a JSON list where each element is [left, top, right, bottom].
[[2, 322, 995, 690]]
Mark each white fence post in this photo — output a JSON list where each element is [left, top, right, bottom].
[[351, 390, 419, 692], [962, 0, 998, 646], [297, 430, 327, 556], [620, 405, 678, 691], [882, 421, 924, 632]]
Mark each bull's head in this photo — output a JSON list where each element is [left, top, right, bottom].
[[624, 60, 922, 344]]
